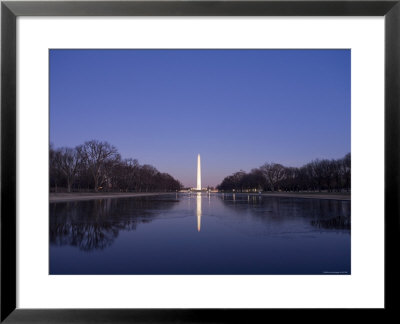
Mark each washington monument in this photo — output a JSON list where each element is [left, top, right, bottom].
[[197, 154, 201, 190]]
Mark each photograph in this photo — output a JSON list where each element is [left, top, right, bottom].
[[49, 49, 351, 275]]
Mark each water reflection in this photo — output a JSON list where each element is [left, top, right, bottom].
[[50, 196, 177, 251], [196, 193, 202, 232], [51, 194, 350, 252], [50, 193, 351, 274], [310, 216, 350, 230], [218, 193, 350, 232]]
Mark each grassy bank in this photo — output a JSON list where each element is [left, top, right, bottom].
[[50, 191, 350, 203], [218, 191, 350, 201], [49, 192, 176, 203], [258, 192, 350, 201]]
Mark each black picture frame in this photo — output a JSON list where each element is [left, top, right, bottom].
[[1, 0, 399, 322]]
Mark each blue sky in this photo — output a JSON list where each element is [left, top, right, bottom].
[[50, 49, 350, 187]]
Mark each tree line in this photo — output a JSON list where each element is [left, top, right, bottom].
[[217, 153, 350, 193], [50, 140, 182, 193]]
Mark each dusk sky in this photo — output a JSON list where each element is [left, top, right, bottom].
[[50, 49, 350, 187]]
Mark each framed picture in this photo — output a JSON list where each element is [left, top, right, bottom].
[[1, 0, 399, 322]]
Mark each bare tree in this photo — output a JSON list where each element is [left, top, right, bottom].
[[139, 164, 158, 192], [309, 159, 324, 191], [342, 153, 351, 192], [102, 154, 122, 191], [49, 143, 60, 192], [218, 154, 351, 193], [319, 159, 334, 192], [260, 163, 286, 191], [50, 141, 182, 193], [54, 147, 81, 192], [77, 140, 119, 192]]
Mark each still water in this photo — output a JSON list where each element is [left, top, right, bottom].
[[50, 193, 350, 274]]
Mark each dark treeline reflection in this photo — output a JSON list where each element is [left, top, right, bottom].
[[50, 194, 351, 274], [50, 196, 178, 251], [218, 194, 350, 231], [310, 216, 350, 230]]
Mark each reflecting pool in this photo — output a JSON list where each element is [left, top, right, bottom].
[[50, 193, 350, 274]]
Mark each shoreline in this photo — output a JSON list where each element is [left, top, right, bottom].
[[217, 192, 350, 201], [50, 191, 350, 202], [259, 192, 350, 201], [49, 192, 175, 203]]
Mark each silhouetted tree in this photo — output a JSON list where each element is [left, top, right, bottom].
[[54, 147, 81, 192], [260, 163, 285, 191], [50, 140, 182, 193], [76, 140, 119, 192], [217, 154, 351, 192]]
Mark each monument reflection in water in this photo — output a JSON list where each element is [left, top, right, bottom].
[[197, 193, 202, 232], [195, 153, 204, 232], [50, 193, 350, 275]]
